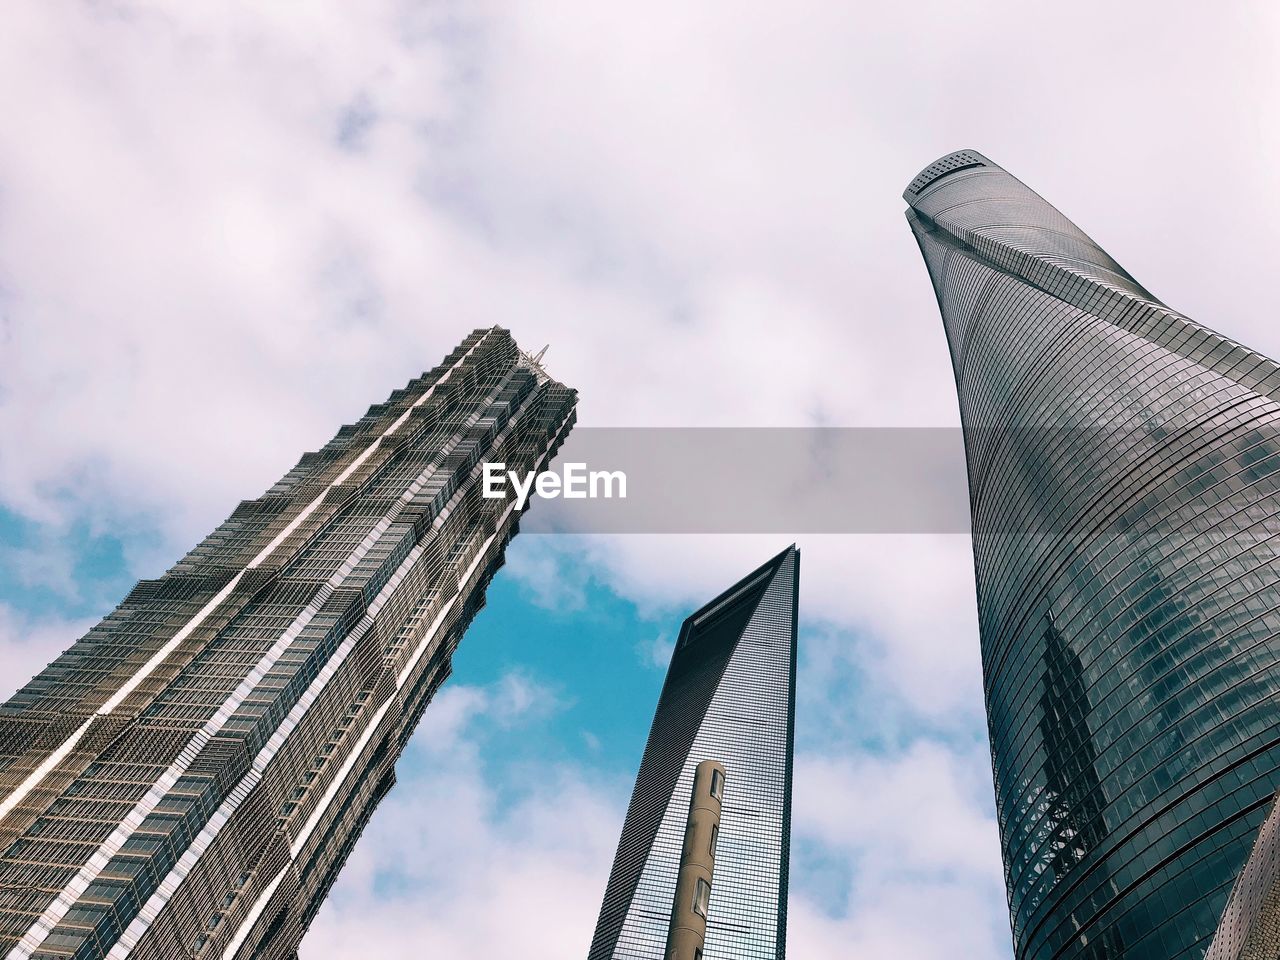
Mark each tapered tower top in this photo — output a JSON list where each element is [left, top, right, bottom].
[[902, 148, 992, 201]]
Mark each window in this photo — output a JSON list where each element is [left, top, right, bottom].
[[710, 823, 718, 858], [710, 768, 724, 800], [693, 877, 711, 918]]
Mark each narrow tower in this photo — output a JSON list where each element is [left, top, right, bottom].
[[0, 328, 576, 960], [664, 759, 725, 960], [587, 546, 798, 960], [906, 151, 1280, 959]]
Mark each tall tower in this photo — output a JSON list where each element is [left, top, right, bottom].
[[587, 546, 798, 960], [905, 151, 1280, 959], [0, 328, 576, 960]]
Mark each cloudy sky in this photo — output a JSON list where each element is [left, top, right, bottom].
[[2, 3, 1279, 958]]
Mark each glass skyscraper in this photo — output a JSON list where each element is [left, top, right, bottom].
[[587, 545, 798, 960], [906, 150, 1280, 959], [0, 329, 575, 960]]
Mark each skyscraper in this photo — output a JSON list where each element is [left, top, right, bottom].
[[0, 328, 576, 960], [587, 545, 798, 960], [905, 150, 1280, 959]]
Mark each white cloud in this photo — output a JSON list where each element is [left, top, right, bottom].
[[408, 683, 490, 756], [504, 540, 590, 612], [638, 631, 675, 671], [0, 539, 82, 601], [795, 742, 1002, 883], [487, 671, 561, 725], [0, 603, 92, 702], [411, 673, 563, 761], [789, 878, 1009, 960]]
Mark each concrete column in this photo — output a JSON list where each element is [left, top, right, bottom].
[[665, 759, 726, 960]]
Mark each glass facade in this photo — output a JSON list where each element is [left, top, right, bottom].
[[587, 546, 797, 960], [905, 151, 1280, 959], [0, 328, 576, 960]]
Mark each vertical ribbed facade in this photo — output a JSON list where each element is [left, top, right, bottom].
[[587, 546, 797, 960], [0, 328, 576, 960], [905, 151, 1280, 959]]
